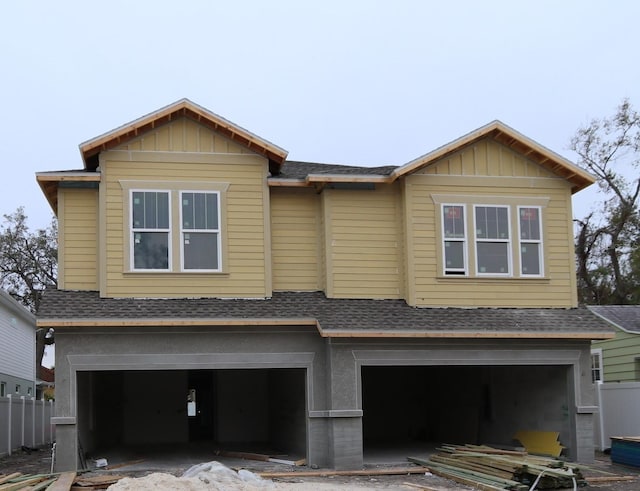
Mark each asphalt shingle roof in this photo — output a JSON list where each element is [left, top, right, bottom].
[[38, 289, 613, 337], [278, 161, 397, 180], [588, 305, 640, 334]]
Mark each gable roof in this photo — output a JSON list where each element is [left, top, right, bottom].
[[37, 289, 614, 340], [588, 305, 640, 334], [390, 120, 595, 193], [269, 121, 596, 193], [79, 98, 288, 174]]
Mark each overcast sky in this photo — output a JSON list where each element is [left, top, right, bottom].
[[1, 0, 639, 230]]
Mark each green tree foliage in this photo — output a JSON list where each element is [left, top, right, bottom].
[[571, 99, 640, 304], [0, 207, 58, 312]]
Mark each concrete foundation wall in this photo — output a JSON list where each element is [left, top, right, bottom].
[[53, 328, 596, 471]]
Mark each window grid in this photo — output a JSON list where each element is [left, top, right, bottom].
[[474, 205, 511, 276], [131, 190, 171, 271], [442, 204, 467, 275], [180, 191, 221, 272], [518, 206, 543, 276]]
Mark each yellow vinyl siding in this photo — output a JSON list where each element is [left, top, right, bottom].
[[270, 188, 321, 291], [407, 138, 576, 307], [324, 185, 403, 299], [100, 119, 269, 298], [58, 188, 98, 290]]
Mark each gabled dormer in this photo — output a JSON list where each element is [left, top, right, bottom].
[[37, 99, 287, 298]]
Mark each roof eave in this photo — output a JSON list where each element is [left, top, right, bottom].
[[36, 171, 101, 215], [319, 329, 616, 339]]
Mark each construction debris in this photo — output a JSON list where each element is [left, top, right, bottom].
[[409, 444, 586, 490], [0, 472, 124, 491]]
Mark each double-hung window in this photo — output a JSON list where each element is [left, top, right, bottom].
[[442, 205, 467, 275], [518, 206, 543, 276], [474, 205, 510, 275], [132, 191, 170, 270], [180, 191, 221, 271]]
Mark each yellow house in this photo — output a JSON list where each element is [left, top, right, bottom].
[[36, 99, 613, 471]]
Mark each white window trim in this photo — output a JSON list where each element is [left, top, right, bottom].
[[130, 189, 172, 272], [441, 203, 468, 276], [473, 204, 512, 277], [179, 190, 222, 273], [517, 205, 544, 277]]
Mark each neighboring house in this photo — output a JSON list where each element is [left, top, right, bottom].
[[590, 306, 640, 383], [0, 289, 36, 398], [36, 99, 614, 472], [588, 305, 640, 450]]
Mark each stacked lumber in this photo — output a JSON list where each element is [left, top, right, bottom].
[[0, 472, 124, 491], [408, 444, 587, 490]]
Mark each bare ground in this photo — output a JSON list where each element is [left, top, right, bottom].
[[2, 446, 640, 490]]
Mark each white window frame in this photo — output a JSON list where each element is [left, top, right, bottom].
[[473, 205, 511, 276], [517, 206, 544, 277], [179, 190, 222, 272], [130, 189, 172, 272], [591, 348, 603, 384], [441, 204, 468, 276]]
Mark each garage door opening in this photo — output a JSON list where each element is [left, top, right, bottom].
[[76, 368, 307, 462], [362, 365, 571, 457]]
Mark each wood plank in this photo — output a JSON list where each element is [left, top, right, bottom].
[[0, 475, 22, 486], [260, 466, 430, 479], [45, 472, 77, 491]]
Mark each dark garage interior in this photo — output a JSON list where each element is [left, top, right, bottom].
[[76, 368, 307, 461], [362, 365, 572, 456]]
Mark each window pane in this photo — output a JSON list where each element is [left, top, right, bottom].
[[182, 193, 194, 229], [206, 193, 219, 229], [183, 232, 218, 270], [194, 193, 207, 229], [134, 232, 169, 269], [520, 207, 540, 240], [133, 192, 169, 229], [444, 241, 464, 270], [477, 242, 509, 274], [132, 192, 145, 228], [183, 192, 218, 230], [443, 205, 464, 238], [520, 242, 540, 275], [144, 192, 158, 228], [476, 206, 509, 239]]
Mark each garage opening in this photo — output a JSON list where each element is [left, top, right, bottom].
[[76, 368, 307, 461], [362, 365, 571, 456]]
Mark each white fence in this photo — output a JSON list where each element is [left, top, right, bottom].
[[594, 382, 640, 451], [0, 395, 55, 456]]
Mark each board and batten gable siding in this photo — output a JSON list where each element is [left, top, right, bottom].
[[0, 297, 35, 383], [323, 184, 404, 299], [270, 188, 322, 291], [58, 188, 99, 290], [593, 332, 640, 383], [98, 118, 272, 298], [405, 138, 578, 308]]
